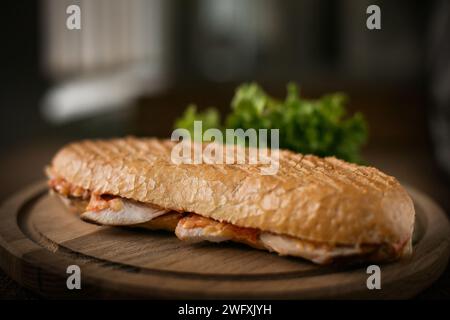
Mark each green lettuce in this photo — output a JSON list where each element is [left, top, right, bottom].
[[174, 83, 368, 163]]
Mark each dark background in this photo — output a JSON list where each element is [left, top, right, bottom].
[[0, 0, 449, 299]]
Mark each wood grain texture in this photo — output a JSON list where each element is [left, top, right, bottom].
[[0, 181, 449, 299]]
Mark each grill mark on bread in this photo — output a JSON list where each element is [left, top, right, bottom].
[[279, 153, 390, 193], [50, 137, 415, 250], [278, 151, 395, 193]]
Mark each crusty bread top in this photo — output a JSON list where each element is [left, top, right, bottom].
[[50, 137, 415, 246]]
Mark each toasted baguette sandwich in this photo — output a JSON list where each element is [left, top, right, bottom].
[[47, 137, 415, 264]]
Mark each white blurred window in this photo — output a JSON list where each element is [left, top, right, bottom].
[[41, 0, 171, 123]]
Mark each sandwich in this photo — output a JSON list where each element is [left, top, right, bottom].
[[46, 137, 415, 264]]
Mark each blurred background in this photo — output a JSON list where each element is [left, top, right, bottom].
[[0, 0, 449, 298]]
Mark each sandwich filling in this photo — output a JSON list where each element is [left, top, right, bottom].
[[81, 194, 169, 226], [48, 175, 409, 264], [175, 214, 264, 249]]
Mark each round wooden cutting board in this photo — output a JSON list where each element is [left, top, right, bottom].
[[0, 181, 449, 299]]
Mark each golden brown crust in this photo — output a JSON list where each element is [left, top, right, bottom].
[[50, 137, 415, 248]]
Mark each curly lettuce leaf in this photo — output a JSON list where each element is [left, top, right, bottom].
[[173, 83, 368, 163], [174, 104, 221, 138]]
